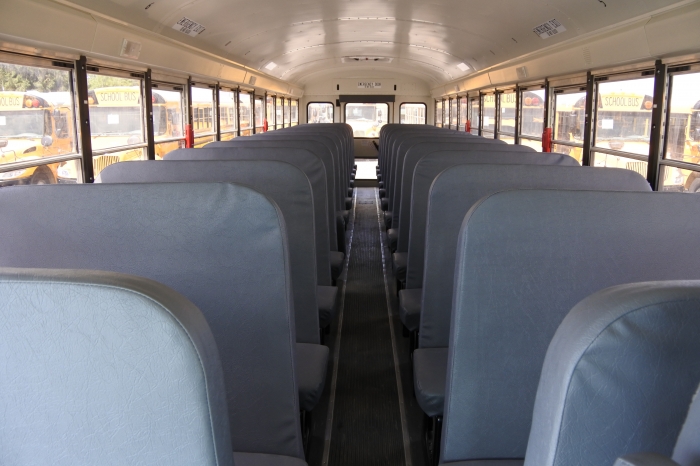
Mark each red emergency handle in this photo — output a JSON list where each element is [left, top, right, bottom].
[[185, 124, 195, 148], [465, 120, 471, 133], [542, 127, 552, 152], [263, 118, 268, 132]]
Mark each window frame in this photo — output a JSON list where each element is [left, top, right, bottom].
[[399, 102, 427, 124], [307, 101, 335, 124]]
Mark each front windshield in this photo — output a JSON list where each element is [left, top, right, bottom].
[[347, 105, 377, 120], [89, 106, 142, 135], [0, 110, 45, 137]]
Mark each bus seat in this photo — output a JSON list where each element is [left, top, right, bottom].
[[398, 288, 422, 333], [317, 284, 339, 330], [414, 166, 650, 431], [0, 268, 235, 466], [395, 143, 571, 255], [0, 183, 305, 461], [330, 251, 345, 283], [441, 190, 700, 464], [403, 151, 580, 292], [524, 281, 700, 466], [165, 147, 335, 285], [100, 160, 330, 414]]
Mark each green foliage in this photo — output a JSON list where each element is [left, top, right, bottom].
[[0, 63, 71, 92], [87, 75, 139, 90]]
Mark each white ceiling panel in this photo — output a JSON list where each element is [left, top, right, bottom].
[[63, 0, 688, 87]]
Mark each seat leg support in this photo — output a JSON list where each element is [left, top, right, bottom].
[[423, 414, 443, 466]]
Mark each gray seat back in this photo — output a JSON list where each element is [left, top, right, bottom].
[[100, 160, 320, 344], [405, 153, 582, 290], [207, 136, 343, 213], [388, 133, 481, 214], [250, 132, 348, 194], [418, 165, 650, 348], [0, 267, 234, 466], [395, 142, 549, 246], [524, 281, 700, 466], [0, 183, 303, 459], [442, 190, 700, 463], [165, 146, 335, 277]]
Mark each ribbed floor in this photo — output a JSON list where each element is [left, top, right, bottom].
[[308, 187, 427, 466], [326, 188, 405, 465]]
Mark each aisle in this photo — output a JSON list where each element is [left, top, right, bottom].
[[308, 187, 427, 466]]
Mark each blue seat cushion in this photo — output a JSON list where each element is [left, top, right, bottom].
[[413, 347, 448, 418], [398, 288, 422, 332]]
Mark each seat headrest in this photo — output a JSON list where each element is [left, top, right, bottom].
[[525, 280, 700, 466], [0, 267, 234, 466]]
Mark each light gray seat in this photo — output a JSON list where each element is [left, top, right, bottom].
[[0, 183, 305, 462], [614, 382, 700, 466], [414, 165, 650, 422], [521, 281, 700, 466], [165, 146, 338, 278], [207, 135, 347, 254], [0, 268, 235, 466], [99, 160, 329, 412], [441, 190, 700, 465], [395, 150, 577, 293]]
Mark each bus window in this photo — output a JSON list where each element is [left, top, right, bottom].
[[291, 100, 298, 126], [399, 103, 426, 124], [255, 96, 264, 132], [0, 62, 78, 186], [308, 102, 334, 124], [498, 91, 517, 143], [458, 97, 468, 131], [191, 86, 215, 146], [660, 72, 700, 193], [450, 98, 458, 128], [443, 100, 449, 129], [470, 97, 480, 135], [85, 74, 146, 179], [284, 99, 291, 127], [266, 95, 275, 130], [345, 103, 388, 138], [219, 89, 237, 141], [152, 87, 185, 159], [553, 90, 586, 163], [593, 151, 648, 179], [521, 88, 545, 151], [593, 77, 654, 161], [435, 101, 443, 127], [482, 94, 496, 135], [276, 97, 283, 129], [239, 92, 252, 136]]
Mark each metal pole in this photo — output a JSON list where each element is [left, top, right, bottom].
[[144, 69, 155, 159], [647, 60, 667, 190], [74, 56, 94, 182], [582, 71, 595, 166]]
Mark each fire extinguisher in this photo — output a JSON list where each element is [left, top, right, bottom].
[[263, 118, 268, 132], [185, 124, 195, 148], [542, 127, 552, 152], [465, 120, 471, 133]]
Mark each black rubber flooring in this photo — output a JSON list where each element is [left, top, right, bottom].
[[307, 187, 428, 466]]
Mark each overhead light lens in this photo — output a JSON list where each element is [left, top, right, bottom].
[[265, 62, 278, 70], [457, 62, 470, 71]]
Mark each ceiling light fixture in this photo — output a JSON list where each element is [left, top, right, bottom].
[[264, 62, 278, 70], [457, 62, 470, 71]]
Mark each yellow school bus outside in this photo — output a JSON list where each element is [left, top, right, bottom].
[[58, 87, 183, 182], [0, 91, 74, 185]]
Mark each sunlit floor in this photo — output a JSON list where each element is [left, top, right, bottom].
[[355, 160, 378, 180]]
